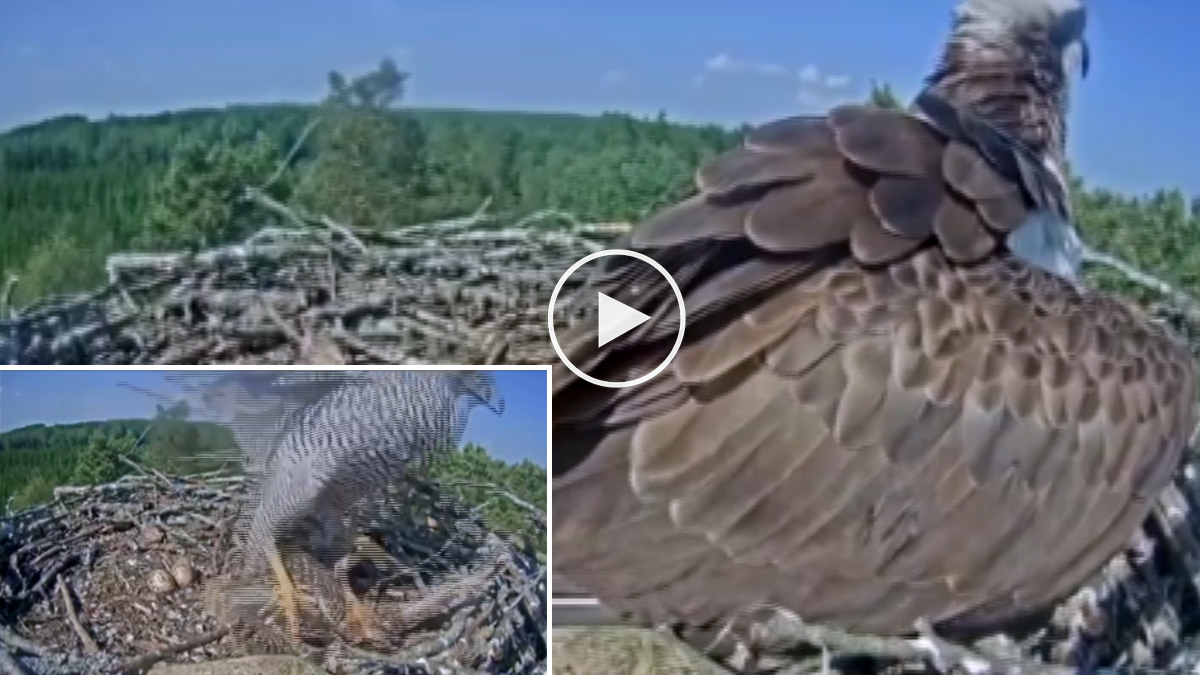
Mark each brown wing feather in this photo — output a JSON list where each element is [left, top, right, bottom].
[[552, 104, 1197, 647]]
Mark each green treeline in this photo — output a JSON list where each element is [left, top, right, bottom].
[[0, 414, 234, 509], [0, 416, 548, 549], [1, 60, 1198, 315], [0, 59, 737, 306], [429, 443, 548, 550]]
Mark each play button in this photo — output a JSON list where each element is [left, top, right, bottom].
[[596, 292, 650, 347], [547, 249, 686, 389]]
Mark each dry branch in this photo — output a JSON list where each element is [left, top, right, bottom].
[[6, 187, 1195, 369], [0, 195, 619, 366], [7, 176, 1200, 674], [117, 627, 230, 675], [0, 466, 546, 675], [56, 578, 99, 655], [1082, 244, 1200, 324]]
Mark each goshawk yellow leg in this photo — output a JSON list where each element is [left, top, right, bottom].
[[342, 589, 384, 644], [265, 546, 306, 644]]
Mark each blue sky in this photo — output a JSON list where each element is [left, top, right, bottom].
[[1, 1, 1196, 196], [0, 369, 548, 467]]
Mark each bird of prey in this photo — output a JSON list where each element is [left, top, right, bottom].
[[194, 370, 505, 646], [551, 0, 1197, 668]]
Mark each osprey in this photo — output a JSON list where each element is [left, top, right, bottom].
[[551, 0, 1197, 668]]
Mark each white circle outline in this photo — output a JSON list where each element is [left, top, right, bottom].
[[546, 249, 686, 389]]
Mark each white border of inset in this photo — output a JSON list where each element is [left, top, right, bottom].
[[0, 363, 553, 661], [546, 249, 686, 389], [0, 365, 551, 372], [0, 362, 552, 619]]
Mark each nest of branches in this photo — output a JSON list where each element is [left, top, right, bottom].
[[0, 190, 623, 366], [0, 462, 546, 675]]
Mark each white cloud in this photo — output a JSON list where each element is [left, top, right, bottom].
[[795, 85, 855, 111], [792, 64, 853, 110], [704, 53, 736, 72], [796, 88, 832, 107], [795, 64, 849, 89], [698, 54, 850, 93], [702, 52, 789, 79], [694, 53, 855, 110], [601, 68, 628, 85], [756, 62, 788, 77], [824, 74, 850, 89], [794, 90, 819, 106]]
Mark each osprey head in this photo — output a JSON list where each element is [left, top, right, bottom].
[[955, 0, 1090, 80], [929, 0, 1091, 175], [925, 0, 1091, 282]]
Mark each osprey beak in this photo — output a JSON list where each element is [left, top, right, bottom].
[[1061, 37, 1089, 81], [1079, 38, 1090, 79]]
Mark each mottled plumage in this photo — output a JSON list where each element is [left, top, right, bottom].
[[199, 370, 504, 644], [929, 0, 1089, 169], [551, 0, 1196, 668]]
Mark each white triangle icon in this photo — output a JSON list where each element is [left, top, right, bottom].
[[597, 292, 650, 348]]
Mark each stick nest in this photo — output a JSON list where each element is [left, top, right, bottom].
[[0, 193, 621, 366], [0, 467, 546, 675]]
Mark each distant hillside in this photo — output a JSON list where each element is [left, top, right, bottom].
[[0, 418, 234, 508], [2, 92, 1199, 323], [0, 417, 227, 451], [0, 103, 738, 304]]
